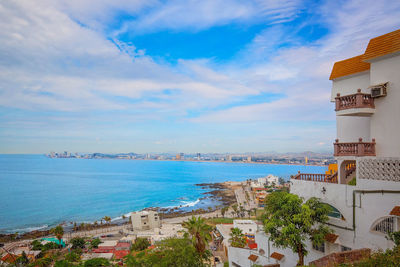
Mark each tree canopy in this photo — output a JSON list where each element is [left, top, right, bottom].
[[229, 227, 246, 248], [261, 191, 332, 266], [126, 237, 208, 267], [182, 216, 212, 256]]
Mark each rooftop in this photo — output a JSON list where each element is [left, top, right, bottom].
[[363, 29, 400, 61], [329, 55, 370, 80]]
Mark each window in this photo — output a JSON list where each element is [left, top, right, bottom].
[[372, 216, 398, 234], [312, 242, 325, 253], [325, 204, 345, 220]]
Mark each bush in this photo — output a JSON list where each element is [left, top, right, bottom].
[[84, 258, 110, 267], [65, 252, 80, 262], [31, 240, 43, 251], [132, 237, 150, 251], [54, 260, 75, 267], [70, 237, 86, 249], [90, 238, 101, 249], [348, 177, 356, 186]]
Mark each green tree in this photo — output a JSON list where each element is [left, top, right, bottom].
[[70, 237, 85, 249], [28, 257, 52, 267], [232, 204, 238, 217], [126, 237, 208, 267], [182, 216, 212, 256], [16, 251, 30, 265], [221, 207, 229, 218], [278, 177, 285, 185], [54, 260, 75, 267], [102, 216, 111, 225], [31, 240, 44, 251], [64, 252, 80, 263], [52, 225, 64, 247], [90, 238, 101, 249], [229, 228, 246, 248], [84, 258, 110, 267], [132, 237, 150, 251], [262, 191, 332, 266]]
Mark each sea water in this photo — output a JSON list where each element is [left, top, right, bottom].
[[0, 154, 327, 233]]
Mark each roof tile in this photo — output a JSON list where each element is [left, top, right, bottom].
[[329, 55, 370, 80], [390, 206, 400, 216], [363, 29, 400, 61]]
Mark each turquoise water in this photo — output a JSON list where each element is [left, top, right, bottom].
[[0, 154, 327, 233]]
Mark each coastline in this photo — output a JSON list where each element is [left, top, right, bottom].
[[0, 180, 237, 243]]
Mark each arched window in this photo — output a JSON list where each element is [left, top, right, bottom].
[[324, 204, 345, 220], [371, 216, 399, 234]]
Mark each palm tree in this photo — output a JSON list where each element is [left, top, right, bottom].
[[221, 207, 228, 218], [182, 216, 212, 256], [229, 227, 246, 248], [232, 204, 238, 217], [103, 216, 111, 225], [52, 225, 64, 247], [239, 205, 245, 218]]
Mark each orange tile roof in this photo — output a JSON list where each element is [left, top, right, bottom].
[[390, 206, 400, 216], [270, 252, 284, 260], [329, 55, 370, 80], [325, 233, 339, 243], [363, 29, 400, 61], [248, 254, 259, 262]]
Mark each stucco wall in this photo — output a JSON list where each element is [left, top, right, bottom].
[[369, 54, 400, 157], [336, 116, 371, 142], [331, 72, 370, 102]]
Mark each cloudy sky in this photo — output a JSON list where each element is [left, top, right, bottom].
[[0, 0, 399, 154]]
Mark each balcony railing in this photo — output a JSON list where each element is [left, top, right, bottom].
[[293, 172, 338, 184], [334, 138, 376, 157], [335, 89, 375, 111]]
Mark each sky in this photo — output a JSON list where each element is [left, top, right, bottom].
[[0, 0, 400, 154]]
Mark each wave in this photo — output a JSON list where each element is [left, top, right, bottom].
[[2, 224, 49, 234], [164, 198, 200, 209]]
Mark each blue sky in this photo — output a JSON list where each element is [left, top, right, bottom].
[[0, 0, 400, 154]]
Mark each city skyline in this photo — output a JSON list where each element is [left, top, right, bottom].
[[1, 0, 400, 153]]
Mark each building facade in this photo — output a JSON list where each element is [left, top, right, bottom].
[[227, 29, 400, 267], [130, 211, 161, 231]]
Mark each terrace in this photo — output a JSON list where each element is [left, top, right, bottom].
[[292, 171, 338, 184], [335, 89, 375, 116], [334, 138, 376, 157]]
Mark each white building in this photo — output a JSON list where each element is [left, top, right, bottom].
[[227, 29, 400, 267], [130, 210, 161, 231], [233, 220, 258, 236]]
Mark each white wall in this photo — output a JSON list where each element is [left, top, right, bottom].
[[369, 54, 400, 157], [290, 179, 400, 252], [336, 116, 371, 142], [331, 72, 370, 101]]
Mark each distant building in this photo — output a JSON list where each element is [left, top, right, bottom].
[[175, 154, 181, 160], [196, 153, 201, 160], [305, 156, 308, 164], [227, 155, 232, 161], [247, 156, 252, 162], [130, 211, 161, 230]]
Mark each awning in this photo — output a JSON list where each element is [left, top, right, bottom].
[[248, 254, 259, 262], [270, 252, 284, 261], [390, 206, 400, 216], [325, 233, 340, 244]]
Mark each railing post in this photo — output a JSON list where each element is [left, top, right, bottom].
[[334, 139, 339, 156], [372, 138, 376, 155], [358, 138, 364, 156], [355, 89, 363, 108], [335, 93, 341, 111]]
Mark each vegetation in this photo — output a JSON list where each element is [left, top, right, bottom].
[[84, 258, 110, 267], [182, 216, 213, 256], [125, 237, 209, 267], [54, 260, 76, 267], [261, 191, 332, 266], [90, 238, 101, 249], [348, 177, 357, 186], [16, 251, 30, 265], [279, 177, 285, 185], [132, 237, 151, 251], [70, 237, 86, 249], [52, 225, 64, 246], [64, 251, 81, 263], [221, 206, 229, 218], [340, 246, 400, 266], [229, 227, 246, 248], [205, 217, 234, 226]]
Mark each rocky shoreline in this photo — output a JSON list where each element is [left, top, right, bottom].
[[0, 181, 237, 243]]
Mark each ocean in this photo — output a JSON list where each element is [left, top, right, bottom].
[[0, 154, 327, 233]]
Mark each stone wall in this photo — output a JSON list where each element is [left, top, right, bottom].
[[358, 158, 400, 181], [309, 248, 371, 267]]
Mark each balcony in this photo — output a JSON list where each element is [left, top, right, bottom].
[[334, 138, 376, 157], [293, 172, 338, 184], [335, 89, 375, 116]]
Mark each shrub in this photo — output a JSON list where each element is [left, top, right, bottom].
[[70, 237, 86, 249], [84, 258, 110, 267], [90, 238, 101, 249], [132, 237, 150, 251], [348, 177, 356, 186]]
